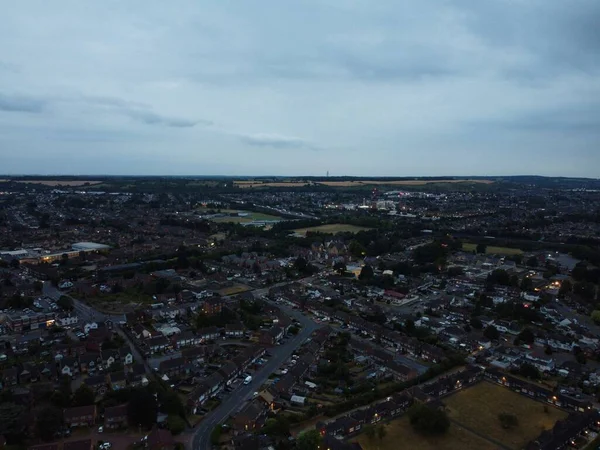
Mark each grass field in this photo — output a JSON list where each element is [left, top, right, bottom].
[[352, 417, 498, 450], [444, 382, 568, 450], [462, 243, 523, 255], [218, 284, 253, 296], [293, 223, 371, 236], [200, 208, 281, 223]]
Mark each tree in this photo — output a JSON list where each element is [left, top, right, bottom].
[[447, 266, 464, 278], [72, 384, 95, 407], [359, 265, 374, 281], [476, 243, 487, 254], [36, 406, 63, 441], [498, 412, 519, 429], [408, 404, 450, 436], [159, 390, 186, 417], [592, 310, 600, 325], [559, 279, 572, 297], [376, 424, 387, 441], [520, 276, 533, 291], [349, 240, 366, 257], [483, 325, 500, 341], [517, 328, 535, 345], [128, 388, 158, 429], [294, 257, 308, 272], [526, 256, 539, 267], [288, 326, 300, 335], [0, 403, 27, 442], [364, 424, 376, 440], [334, 261, 346, 276], [296, 430, 322, 450], [470, 317, 483, 330], [210, 425, 222, 446], [57, 296, 74, 311], [519, 363, 541, 380], [167, 415, 185, 435]]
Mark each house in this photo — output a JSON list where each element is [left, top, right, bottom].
[[259, 326, 283, 346], [201, 298, 223, 316], [56, 314, 79, 328], [218, 361, 240, 383], [158, 357, 187, 378], [64, 405, 97, 427], [225, 323, 244, 338], [2, 367, 18, 386], [187, 373, 225, 412], [525, 350, 555, 373], [172, 330, 200, 349], [233, 401, 267, 432], [119, 347, 134, 365], [384, 362, 418, 382], [103, 349, 121, 368], [148, 336, 170, 354], [63, 440, 93, 450], [29, 445, 58, 450], [108, 372, 127, 391], [60, 357, 79, 377], [146, 426, 176, 450], [79, 353, 101, 374], [104, 404, 128, 429], [128, 363, 148, 387], [84, 374, 108, 396], [197, 326, 220, 341]]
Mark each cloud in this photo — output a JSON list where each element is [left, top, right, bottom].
[[238, 133, 319, 150], [1, 0, 599, 176], [0, 93, 46, 113]]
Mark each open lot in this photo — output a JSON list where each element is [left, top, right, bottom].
[[13, 180, 103, 186], [444, 382, 568, 450], [352, 416, 498, 450], [293, 223, 371, 236], [218, 284, 253, 296], [462, 243, 523, 255]]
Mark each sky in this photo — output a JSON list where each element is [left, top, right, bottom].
[[0, 0, 599, 177]]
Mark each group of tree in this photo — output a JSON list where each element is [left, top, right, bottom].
[[407, 403, 450, 436]]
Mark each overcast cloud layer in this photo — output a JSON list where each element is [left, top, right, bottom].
[[1, 0, 599, 177]]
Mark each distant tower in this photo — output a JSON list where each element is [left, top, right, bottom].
[[327, 170, 329, 178]]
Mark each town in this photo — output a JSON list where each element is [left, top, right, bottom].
[[1, 176, 600, 450]]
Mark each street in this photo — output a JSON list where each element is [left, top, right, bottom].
[[192, 299, 319, 450], [42, 280, 322, 450]]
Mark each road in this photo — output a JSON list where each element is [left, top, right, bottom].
[[42, 282, 126, 323], [192, 299, 319, 450], [43, 282, 149, 373]]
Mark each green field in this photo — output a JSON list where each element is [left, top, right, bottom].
[[462, 243, 523, 255], [200, 208, 281, 223], [352, 416, 498, 450], [444, 382, 567, 450], [293, 223, 371, 236]]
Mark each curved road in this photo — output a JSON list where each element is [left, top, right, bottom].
[[43, 281, 319, 450], [192, 301, 318, 450]]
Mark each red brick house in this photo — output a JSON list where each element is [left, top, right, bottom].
[[104, 404, 128, 429], [64, 405, 97, 428]]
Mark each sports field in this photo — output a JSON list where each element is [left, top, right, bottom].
[[462, 243, 523, 255], [352, 416, 497, 450], [293, 223, 370, 236], [444, 382, 568, 450]]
